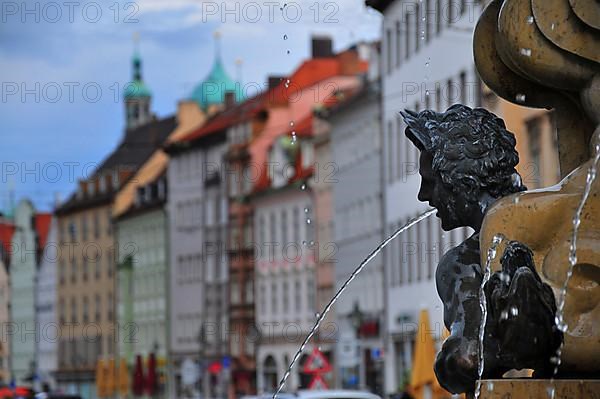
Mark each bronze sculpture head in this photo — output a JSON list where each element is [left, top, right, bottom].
[[401, 104, 526, 231]]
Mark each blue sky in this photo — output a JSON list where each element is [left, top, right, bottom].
[[0, 0, 381, 212]]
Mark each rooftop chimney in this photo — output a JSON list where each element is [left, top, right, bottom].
[[268, 76, 285, 90], [224, 91, 236, 108], [311, 36, 333, 58]]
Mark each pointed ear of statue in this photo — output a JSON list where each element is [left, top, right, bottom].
[[400, 109, 432, 151]]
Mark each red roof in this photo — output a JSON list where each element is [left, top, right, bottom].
[[175, 49, 367, 145], [35, 213, 52, 250], [175, 91, 269, 144], [0, 220, 15, 261]]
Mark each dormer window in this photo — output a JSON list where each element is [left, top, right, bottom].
[[145, 184, 152, 203], [99, 175, 106, 194], [135, 186, 144, 207], [112, 169, 119, 189], [158, 179, 166, 200], [88, 180, 96, 197]]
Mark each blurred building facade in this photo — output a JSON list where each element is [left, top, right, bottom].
[[35, 217, 58, 390], [0, 215, 13, 385], [10, 200, 51, 385], [114, 166, 169, 381], [165, 44, 237, 397], [54, 49, 176, 398], [328, 77, 384, 393]]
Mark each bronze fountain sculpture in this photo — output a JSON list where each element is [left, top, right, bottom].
[[401, 0, 600, 396]]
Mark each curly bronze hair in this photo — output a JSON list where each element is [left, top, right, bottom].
[[401, 104, 526, 198]]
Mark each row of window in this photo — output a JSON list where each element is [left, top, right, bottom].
[[176, 252, 226, 284], [59, 293, 113, 325], [257, 272, 316, 318], [385, 0, 478, 74], [332, 119, 380, 172], [335, 196, 381, 242], [175, 198, 224, 231], [388, 215, 470, 286], [59, 209, 111, 242], [59, 253, 113, 285], [257, 205, 312, 260]]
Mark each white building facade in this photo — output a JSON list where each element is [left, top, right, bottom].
[[367, 0, 479, 394], [9, 199, 38, 384], [167, 134, 229, 398], [253, 136, 318, 393], [329, 81, 384, 393], [35, 217, 58, 390]]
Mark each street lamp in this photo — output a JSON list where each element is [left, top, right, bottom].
[[347, 302, 366, 391]]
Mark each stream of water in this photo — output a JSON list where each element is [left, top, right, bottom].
[[272, 208, 436, 398], [474, 234, 505, 399]]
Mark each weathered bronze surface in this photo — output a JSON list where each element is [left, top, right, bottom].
[[480, 148, 600, 375], [475, 0, 600, 378], [473, 0, 600, 178]]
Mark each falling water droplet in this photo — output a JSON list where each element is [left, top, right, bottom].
[[287, 50, 291, 54], [551, 23, 556, 30], [301, 184, 306, 190], [500, 310, 509, 320], [306, 218, 312, 224], [425, 90, 430, 96], [526, 15, 534, 24], [510, 306, 519, 317], [304, 208, 309, 213], [283, 34, 288, 40], [302, 241, 307, 246], [309, 240, 315, 246], [425, 58, 430, 67], [515, 93, 526, 103], [520, 48, 532, 57], [290, 121, 295, 127]]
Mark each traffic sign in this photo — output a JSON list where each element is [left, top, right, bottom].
[[308, 374, 328, 390], [303, 348, 332, 374]]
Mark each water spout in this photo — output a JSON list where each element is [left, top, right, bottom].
[[273, 209, 436, 398]]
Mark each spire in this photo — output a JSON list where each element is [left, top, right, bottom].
[[132, 32, 142, 81], [214, 30, 223, 61]]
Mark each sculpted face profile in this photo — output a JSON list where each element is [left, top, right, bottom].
[[401, 104, 562, 394]]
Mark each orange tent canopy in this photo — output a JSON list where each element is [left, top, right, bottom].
[[95, 359, 106, 398], [118, 358, 130, 396], [409, 309, 451, 399], [105, 358, 116, 397]]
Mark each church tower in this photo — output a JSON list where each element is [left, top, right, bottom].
[[124, 34, 152, 129]]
